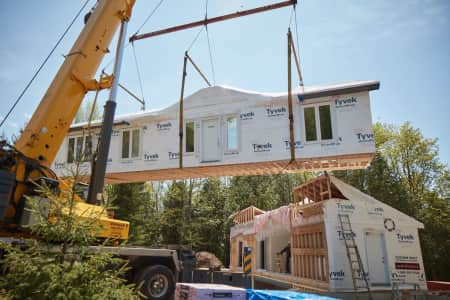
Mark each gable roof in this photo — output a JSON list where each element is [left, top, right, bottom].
[[292, 174, 423, 228], [329, 175, 424, 228]]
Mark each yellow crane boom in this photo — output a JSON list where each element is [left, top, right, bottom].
[[0, 0, 135, 239]]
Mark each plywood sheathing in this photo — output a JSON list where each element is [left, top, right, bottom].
[[103, 153, 373, 184]]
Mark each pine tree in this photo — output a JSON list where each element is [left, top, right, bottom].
[[107, 182, 162, 246], [0, 178, 140, 299]]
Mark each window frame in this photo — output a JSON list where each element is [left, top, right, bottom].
[[184, 120, 196, 154], [121, 128, 141, 160], [301, 102, 335, 144], [224, 114, 239, 152], [67, 135, 93, 163]]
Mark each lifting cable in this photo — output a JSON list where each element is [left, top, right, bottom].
[[132, 43, 146, 110], [187, 26, 205, 52], [293, 4, 304, 87], [132, 0, 166, 37], [178, 0, 217, 168], [288, 4, 303, 87], [204, 0, 216, 85], [287, 28, 296, 165], [293, 6, 302, 83], [178, 51, 212, 169], [0, 0, 92, 129], [288, 29, 304, 88], [178, 54, 188, 169], [111, 0, 168, 110], [205, 27, 216, 85], [101, 70, 146, 110], [86, 75, 102, 170], [103, 0, 166, 80], [286, 3, 305, 168]]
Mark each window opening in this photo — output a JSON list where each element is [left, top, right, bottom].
[[122, 131, 130, 159], [84, 136, 92, 160], [76, 136, 83, 160], [132, 129, 140, 157], [67, 138, 75, 163], [67, 135, 93, 163], [304, 107, 317, 141], [185, 121, 195, 153], [122, 129, 140, 159], [303, 104, 333, 142], [260, 240, 265, 269], [319, 105, 333, 140], [238, 241, 243, 267], [226, 116, 238, 149]]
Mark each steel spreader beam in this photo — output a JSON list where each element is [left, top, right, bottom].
[[130, 0, 297, 42]]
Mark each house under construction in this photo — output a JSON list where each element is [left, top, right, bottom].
[[229, 175, 426, 294]]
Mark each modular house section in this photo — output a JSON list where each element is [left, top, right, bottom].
[[229, 175, 427, 293], [52, 81, 379, 182]]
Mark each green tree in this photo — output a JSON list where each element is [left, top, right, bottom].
[[227, 175, 277, 211], [107, 182, 162, 246], [227, 173, 312, 212], [335, 153, 414, 216], [159, 180, 195, 245], [192, 178, 229, 261], [334, 121, 450, 280], [0, 176, 139, 299], [375, 122, 444, 217], [74, 99, 101, 124]]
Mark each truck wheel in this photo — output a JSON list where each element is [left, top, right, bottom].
[[135, 265, 175, 300]]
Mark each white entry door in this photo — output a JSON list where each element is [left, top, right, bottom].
[[202, 118, 220, 162], [365, 232, 390, 286]]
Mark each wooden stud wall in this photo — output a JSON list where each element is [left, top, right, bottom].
[[231, 206, 265, 225], [293, 174, 347, 204], [230, 234, 256, 272], [291, 223, 329, 284]]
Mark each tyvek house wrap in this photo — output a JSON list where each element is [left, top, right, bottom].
[[324, 176, 426, 291], [52, 81, 379, 181]]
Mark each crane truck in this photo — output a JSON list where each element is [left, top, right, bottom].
[[0, 1, 180, 299]]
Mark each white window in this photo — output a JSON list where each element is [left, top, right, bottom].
[[303, 104, 334, 142], [226, 116, 238, 150], [67, 135, 92, 163], [121, 129, 140, 159], [185, 121, 195, 153]]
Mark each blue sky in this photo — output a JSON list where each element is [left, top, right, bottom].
[[1, 0, 449, 165]]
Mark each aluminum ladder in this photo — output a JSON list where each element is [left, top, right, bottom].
[[338, 214, 373, 300]]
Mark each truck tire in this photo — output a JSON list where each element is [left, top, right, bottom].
[[135, 264, 175, 300]]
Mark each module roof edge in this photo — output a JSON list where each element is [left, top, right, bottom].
[[69, 80, 379, 131], [299, 80, 380, 100], [214, 80, 379, 97]]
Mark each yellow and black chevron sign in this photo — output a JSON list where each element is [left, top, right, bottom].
[[243, 247, 252, 274]]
